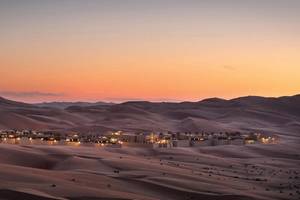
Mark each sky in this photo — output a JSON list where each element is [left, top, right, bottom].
[[0, 0, 299, 103]]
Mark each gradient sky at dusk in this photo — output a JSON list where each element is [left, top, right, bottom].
[[0, 0, 299, 102]]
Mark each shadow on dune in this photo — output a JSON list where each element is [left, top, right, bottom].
[[68, 198, 130, 200], [0, 188, 257, 200], [0, 190, 130, 200], [116, 178, 257, 200], [0, 189, 59, 200]]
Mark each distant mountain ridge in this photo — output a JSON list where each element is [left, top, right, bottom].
[[35, 101, 114, 109], [0, 95, 300, 140]]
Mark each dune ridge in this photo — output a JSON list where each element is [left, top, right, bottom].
[[0, 95, 299, 139]]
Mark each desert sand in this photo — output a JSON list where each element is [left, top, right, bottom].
[[1, 95, 300, 199], [0, 142, 299, 200]]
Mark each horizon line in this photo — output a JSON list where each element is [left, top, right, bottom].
[[1, 93, 299, 104]]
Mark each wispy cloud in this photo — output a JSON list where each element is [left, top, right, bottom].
[[0, 91, 64, 98]]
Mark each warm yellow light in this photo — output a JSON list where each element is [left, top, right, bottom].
[[158, 139, 167, 144], [110, 138, 117, 143], [113, 131, 121, 136]]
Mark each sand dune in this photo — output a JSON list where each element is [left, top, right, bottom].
[[0, 95, 300, 138], [0, 95, 300, 199], [0, 143, 299, 200]]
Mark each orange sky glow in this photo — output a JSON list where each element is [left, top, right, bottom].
[[0, 1, 299, 103]]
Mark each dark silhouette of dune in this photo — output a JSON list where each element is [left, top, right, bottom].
[[35, 101, 114, 109], [0, 96, 33, 108]]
